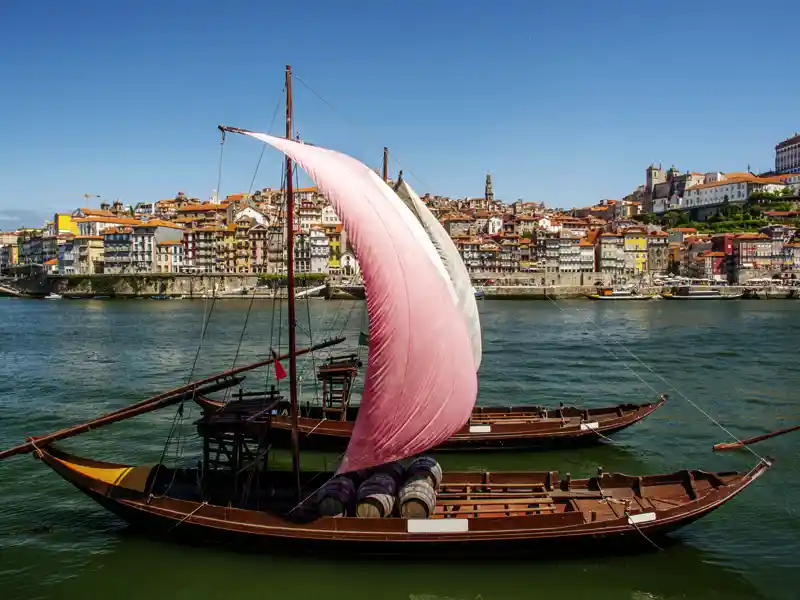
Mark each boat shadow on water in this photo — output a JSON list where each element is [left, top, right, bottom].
[[64, 526, 767, 600]]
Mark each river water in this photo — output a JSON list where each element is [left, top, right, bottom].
[[1, 297, 798, 599]]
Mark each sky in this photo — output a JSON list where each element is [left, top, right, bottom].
[[2, 0, 799, 230]]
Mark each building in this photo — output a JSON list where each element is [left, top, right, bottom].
[[74, 236, 104, 274], [53, 213, 79, 235], [309, 227, 329, 274], [183, 228, 217, 273], [731, 233, 774, 283], [782, 241, 800, 272], [776, 133, 800, 174], [692, 251, 726, 281], [647, 231, 669, 274], [72, 214, 141, 237], [598, 231, 625, 276], [175, 203, 229, 227], [623, 228, 648, 275], [234, 218, 253, 273], [131, 221, 185, 272], [58, 238, 76, 274], [102, 227, 133, 274], [156, 241, 184, 273], [43, 258, 59, 275], [294, 231, 311, 273], [214, 226, 236, 273], [248, 223, 269, 273]]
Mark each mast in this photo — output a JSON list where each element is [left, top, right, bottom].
[[285, 64, 301, 500], [382, 147, 389, 183]]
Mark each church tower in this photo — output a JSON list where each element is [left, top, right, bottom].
[[485, 172, 494, 204]]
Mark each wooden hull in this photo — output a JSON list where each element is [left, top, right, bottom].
[[587, 295, 655, 301], [195, 397, 667, 452], [661, 293, 743, 300], [36, 446, 771, 556]]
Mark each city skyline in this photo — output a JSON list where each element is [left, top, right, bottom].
[[3, 0, 800, 231]]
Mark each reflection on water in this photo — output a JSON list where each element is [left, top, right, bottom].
[[0, 298, 798, 599]]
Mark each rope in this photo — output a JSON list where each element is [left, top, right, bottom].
[[623, 510, 663, 551], [247, 88, 285, 195], [546, 295, 767, 462], [167, 501, 209, 532], [293, 75, 430, 192]]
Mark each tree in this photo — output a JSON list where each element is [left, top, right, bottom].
[[663, 211, 682, 228]]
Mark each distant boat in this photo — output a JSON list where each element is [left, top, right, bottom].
[[151, 294, 171, 300], [473, 286, 485, 299], [45, 293, 62, 299], [91, 295, 111, 300], [587, 286, 655, 301], [662, 287, 742, 300]]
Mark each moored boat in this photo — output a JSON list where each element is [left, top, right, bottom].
[[587, 286, 655, 301], [33, 444, 770, 555], [662, 286, 742, 300], [45, 292, 62, 299], [196, 357, 666, 451]]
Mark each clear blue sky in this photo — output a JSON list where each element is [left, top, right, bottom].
[[2, 0, 799, 229]]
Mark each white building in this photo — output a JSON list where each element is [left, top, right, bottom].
[[131, 221, 185, 272], [485, 216, 503, 235], [321, 205, 340, 226], [776, 133, 800, 174], [309, 227, 330, 274], [683, 173, 788, 210]]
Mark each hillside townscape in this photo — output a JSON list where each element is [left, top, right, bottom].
[[3, 133, 800, 286]]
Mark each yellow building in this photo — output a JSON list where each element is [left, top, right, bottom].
[[234, 219, 253, 273], [623, 227, 649, 275], [324, 223, 343, 273], [75, 236, 105, 274], [54, 213, 79, 235], [214, 225, 236, 273]]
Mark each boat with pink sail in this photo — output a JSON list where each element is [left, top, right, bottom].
[[0, 66, 770, 555]]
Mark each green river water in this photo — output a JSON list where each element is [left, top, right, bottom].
[[0, 298, 798, 599]]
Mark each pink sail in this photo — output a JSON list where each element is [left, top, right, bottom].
[[239, 131, 478, 474]]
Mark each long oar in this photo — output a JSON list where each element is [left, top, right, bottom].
[[713, 423, 800, 452], [0, 336, 345, 461]]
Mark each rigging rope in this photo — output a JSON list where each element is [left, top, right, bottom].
[[293, 75, 430, 192], [546, 294, 767, 463]]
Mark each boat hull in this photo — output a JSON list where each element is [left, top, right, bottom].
[[661, 293, 743, 300], [587, 295, 655, 301], [36, 446, 771, 556], [196, 397, 667, 452]]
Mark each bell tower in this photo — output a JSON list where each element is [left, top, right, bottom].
[[485, 172, 494, 204]]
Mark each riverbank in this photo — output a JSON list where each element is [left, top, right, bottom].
[[1, 274, 799, 300]]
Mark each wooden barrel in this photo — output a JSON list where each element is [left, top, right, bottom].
[[316, 475, 356, 517], [399, 476, 438, 519], [374, 461, 406, 487], [355, 473, 397, 518], [406, 456, 442, 489]]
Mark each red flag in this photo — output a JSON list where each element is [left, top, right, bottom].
[[271, 350, 287, 380]]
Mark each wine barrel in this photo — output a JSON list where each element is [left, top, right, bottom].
[[399, 475, 438, 519], [355, 473, 397, 518], [316, 475, 356, 517], [374, 461, 406, 487], [406, 456, 442, 489]]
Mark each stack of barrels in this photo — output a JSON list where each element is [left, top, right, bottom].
[[314, 456, 442, 519]]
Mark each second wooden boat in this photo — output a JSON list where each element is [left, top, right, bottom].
[[196, 354, 666, 451]]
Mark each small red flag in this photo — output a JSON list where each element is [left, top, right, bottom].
[[271, 350, 287, 380]]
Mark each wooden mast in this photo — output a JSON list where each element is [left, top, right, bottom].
[[284, 64, 301, 500], [382, 147, 389, 182]]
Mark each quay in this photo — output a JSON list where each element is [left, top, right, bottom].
[[0, 274, 797, 300]]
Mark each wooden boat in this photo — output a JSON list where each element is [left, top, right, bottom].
[[196, 355, 666, 451], [32, 443, 770, 555], [0, 65, 770, 557], [587, 286, 655, 301], [662, 287, 742, 300]]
